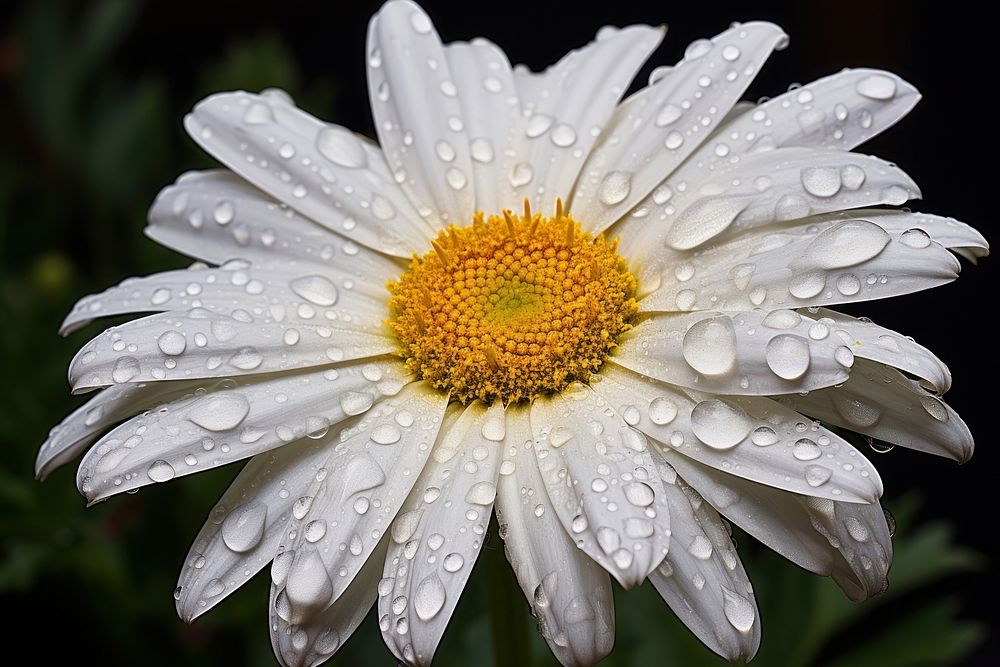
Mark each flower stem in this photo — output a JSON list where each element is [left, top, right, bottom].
[[487, 521, 530, 666]]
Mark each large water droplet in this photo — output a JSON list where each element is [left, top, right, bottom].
[[648, 397, 678, 425], [285, 550, 333, 617], [722, 587, 756, 633], [690, 400, 751, 450], [188, 393, 251, 431], [599, 171, 631, 206], [801, 166, 842, 198], [765, 334, 811, 380], [316, 126, 368, 168], [801, 220, 890, 269], [157, 330, 187, 356], [147, 459, 175, 482], [221, 501, 268, 552], [340, 391, 374, 416], [683, 316, 737, 376], [666, 198, 746, 250], [414, 573, 447, 621], [465, 481, 497, 505], [291, 275, 339, 306], [855, 74, 897, 100]]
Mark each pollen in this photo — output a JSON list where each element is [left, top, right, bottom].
[[387, 200, 638, 404]]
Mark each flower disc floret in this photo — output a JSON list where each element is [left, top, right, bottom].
[[388, 202, 638, 403]]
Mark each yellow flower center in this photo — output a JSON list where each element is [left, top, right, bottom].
[[387, 201, 638, 404]]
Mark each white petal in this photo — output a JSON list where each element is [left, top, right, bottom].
[[75, 361, 411, 503], [613, 310, 853, 396], [573, 22, 786, 231], [146, 170, 403, 290], [512, 24, 664, 210], [805, 308, 951, 393], [716, 68, 920, 154], [663, 452, 891, 601], [529, 383, 670, 588], [443, 40, 520, 213], [778, 359, 974, 463], [37, 380, 203, 479], [648, 462, 759, 662], [185, 91, 432, 257], [495, 404, 615, 667], [176, 437, 332, 621], [379, 402, 503, 666], [273, 381, 448, 625], [270, 538, 388, 667], [61, 262, 386, 335], [620, 148, 920, 266], [367, 1, 475, 226], [592, 363, 882, 503], [834, 209, 989, 261], [638, 216, 958, 314], [67, 306, 396, 393]]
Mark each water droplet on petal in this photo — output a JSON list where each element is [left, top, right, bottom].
[[291, 275, 338, 306], [690, 400, 752, 450], [414, 573, 447, 621], [316, 126, 368, 169], [856, 74, 897, 100], [682, 316, 737, 376], [722, 587, 756, 633], [188, 393, 251, 431], [765, 334, 811, 380], [221, 501, 268, 552], [147, 459, 175, 482], [599, 171, 631, 206]]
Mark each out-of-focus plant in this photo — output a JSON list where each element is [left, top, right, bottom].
[[0, 1, 985, 665]]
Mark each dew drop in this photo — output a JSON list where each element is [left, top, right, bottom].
[[599, 171, 631, 206], [291, 275, 339, 306], [188, 393, 251, 432], [765, 334, 811, 380], [221, 501, 268, 552], [414, 574, 447, 621], [691, 400, 751, 450], [856, 74, 897, 100], [682, 316, 737, 376]]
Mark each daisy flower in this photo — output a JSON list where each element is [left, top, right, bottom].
[[39, 1, 986, 665]]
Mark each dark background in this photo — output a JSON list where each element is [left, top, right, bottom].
[[1, 1, 996, 665]]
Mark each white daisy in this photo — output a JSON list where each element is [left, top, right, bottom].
[[40, 1, 987, 665]]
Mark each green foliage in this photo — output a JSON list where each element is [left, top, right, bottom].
[[0, 1, 987, 664]]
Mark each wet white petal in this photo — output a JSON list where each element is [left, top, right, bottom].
[[379, 402, 503, 665], [575, 22, 786, 231], [513, 24, 664, 210], [270, 538, 388, 667], [622, 148, 921, 271], [75, 361, 411, 503], [443, 40, 520, 213], [271, 382, 447, 625], [592, 364, 882, 503], [529, 384, 671, 589], [367, 1, 475, 227], [614, 310, 852, 396], [495, 405, 615, 666], [648, 463, 759, 662], [667, 453, 891, 601], [146, 170, 402, 293], [37, 380, 204, 480], [68, 303, 396, 392], [779, 360, 974, 463], [176, 437, 333, 621], [185, 92, 432, 257], [804, 308, 951, 392], [638, 215, 958, 315]]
